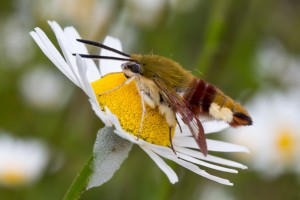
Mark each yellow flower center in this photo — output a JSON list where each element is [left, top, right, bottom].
[[0, 170, 27, 186], [91, 73, 175, 146], [276, 127, 296, 160]]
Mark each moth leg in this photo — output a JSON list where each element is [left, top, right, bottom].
[[159, 102, 177, 154], [169, 127, 177, 155], [99, 76, 135, 96], [136, 90, 147, 140], [175, 116, 182, 133]]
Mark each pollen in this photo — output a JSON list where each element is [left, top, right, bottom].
[[91, 73, 175, 146]]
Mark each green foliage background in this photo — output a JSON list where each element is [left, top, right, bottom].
[[0, 0, 300, 199]]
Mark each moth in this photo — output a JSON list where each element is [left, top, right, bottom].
[[75, 39, 252, 156]]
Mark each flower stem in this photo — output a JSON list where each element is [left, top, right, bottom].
[[63, 155, 93, 200]]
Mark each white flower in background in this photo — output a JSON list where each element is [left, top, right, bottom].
[[0, 132, 49, 187], [19, 66, 73, 111], [126, 0, 167, 29], [257, 40, 300, 89], [224, 90, 300, 178], [126, 0, 200, 29], [35, 0, 113, 38], [0, 15, 34, 67], [30, 21, 248, 186], [197, 184, 235, 200]]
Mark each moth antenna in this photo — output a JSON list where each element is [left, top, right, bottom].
[[73, 54, 135, 62], [76, 39, 131, 58]]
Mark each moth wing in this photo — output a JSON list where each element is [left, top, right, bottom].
[[153, 78, 208, 156]]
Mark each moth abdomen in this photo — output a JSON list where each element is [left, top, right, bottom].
[[185, 79, 252, 127]]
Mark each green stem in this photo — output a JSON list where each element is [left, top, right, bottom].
[[63, 155, 93, 200]]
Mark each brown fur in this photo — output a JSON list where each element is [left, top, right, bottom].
[[213, 91, 252, 126], [131, 54, 252, 127], [185, 79, 252, 127], [131, 54, 194, 91], [129, 53, 252, 156]]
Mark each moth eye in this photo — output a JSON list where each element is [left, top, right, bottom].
[[129, 63, 141, 73], [121, 62, 141, 74]]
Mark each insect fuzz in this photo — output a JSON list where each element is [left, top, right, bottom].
[[75, 39, 253, 156]]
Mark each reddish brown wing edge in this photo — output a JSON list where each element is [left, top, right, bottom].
[[153, 78, 208, 156]]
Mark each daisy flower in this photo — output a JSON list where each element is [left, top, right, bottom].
[[257, 40, 300, 89], [126, 0, 167, 29], [30, 21, 248, 187], [0, 132, 48, 187], [19, 66, 72, 110], [224, 90, 300, 178]]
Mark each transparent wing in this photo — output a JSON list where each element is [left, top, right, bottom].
[[153, 78, 208, 156]]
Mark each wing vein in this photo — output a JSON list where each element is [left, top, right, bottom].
[[153, 77, 208, 156]]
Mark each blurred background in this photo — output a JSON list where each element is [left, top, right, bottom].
[[1, 0, 300, 199]]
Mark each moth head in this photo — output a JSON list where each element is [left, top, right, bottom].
[[121, 61, 142, 77]]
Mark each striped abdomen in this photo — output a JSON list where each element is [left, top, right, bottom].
[[184, 79, 252, 127]]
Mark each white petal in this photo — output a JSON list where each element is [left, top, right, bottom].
[[176, 152, 238, 173], [114, 130, 139, 145], [89, 100, 111, 126], [99, 36, 125, 76], [202, 120, 229, 134], [63, 25, 89, 54], [62, 25, 100, 82], [150, 147, 233, 186], [48, 21, 100, 83], [75, 55, 96, 100], [173, 137, 249, 153], [75, 56, 110, 126], [141, 146, 178, 184], [30, 29, 78, 86], [105, 108, 123, 130], [47, 21, 84, 88], [175, 118, 229, 137], [87, 127, 133, 189], [175, 146, 247, 169], [206, 139, 249, 153], [146, 143, 175, 156]]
